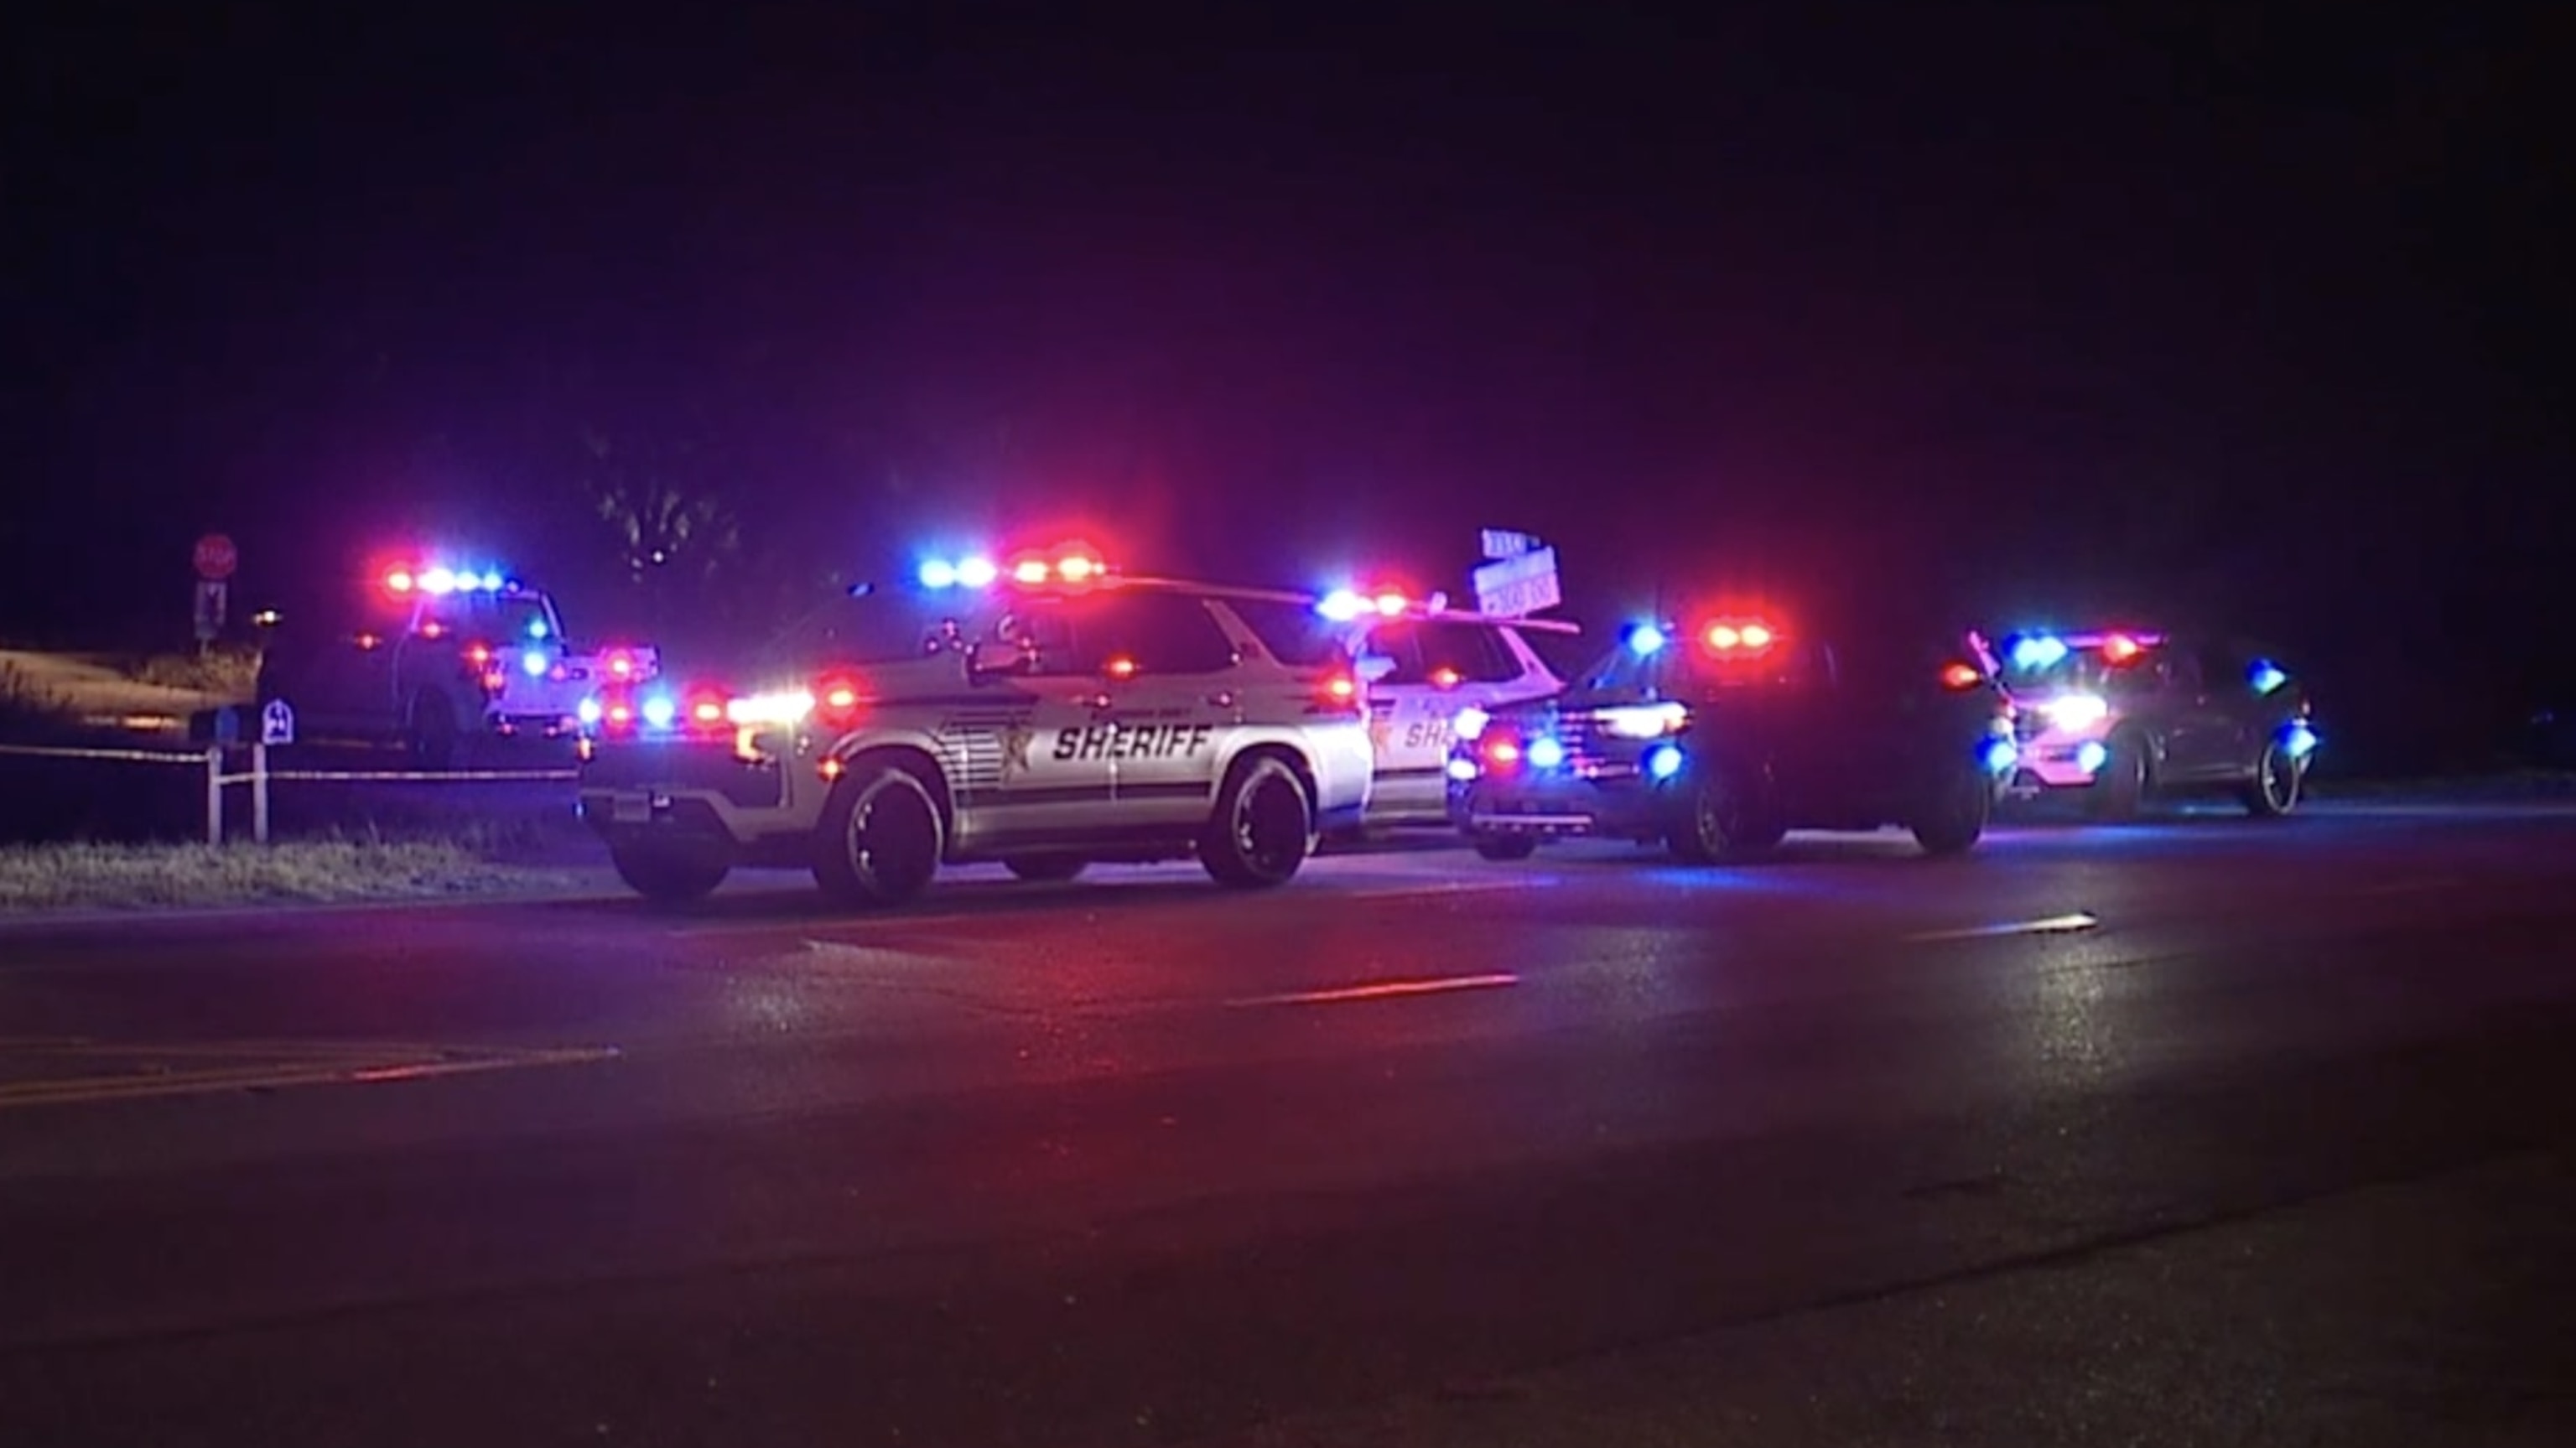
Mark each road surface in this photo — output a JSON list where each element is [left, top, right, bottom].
[[4, 802, 2575, 1445]]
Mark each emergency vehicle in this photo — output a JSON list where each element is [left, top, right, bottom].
[[1996, 628, 2318, 817], [576, 544, 1375, 906], [1311, 584, 1577, 830], [254, 560, 657, 765], [1447, 606, 2017, 861]]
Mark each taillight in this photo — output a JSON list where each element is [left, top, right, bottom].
[[684, 685, 731, 731], [1315, 671, 1361, 714], [1940, 661, 1985, 691], [813, 672, 865, 730]]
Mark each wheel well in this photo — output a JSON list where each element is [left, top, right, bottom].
[[841, 745, 955, 832], [1227, 742, 1317, 809]]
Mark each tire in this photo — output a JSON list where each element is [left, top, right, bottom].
[[1472, 833, 1538, 861], [2238, 737, 2306, 818], [407, 692, 459, 770], [813, 760, 945, 907], [2087, 730, 2148, 821], [1910, 760, 1992, 856], [1666, 762, 1782, 864], [1200, 755, 1314, 889], [1003, 854, 1088, 883], [610, 843, 730, 905]]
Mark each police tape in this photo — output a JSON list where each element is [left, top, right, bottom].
[[0, 743, 206, 766], [0, 744, 575, 785]]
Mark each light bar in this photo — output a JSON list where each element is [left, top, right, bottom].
[[2008, 634, 2070, 671], [922, 548, 1105, 590], [388, 563, 512, 596], [1627, 623, 1667, 657]]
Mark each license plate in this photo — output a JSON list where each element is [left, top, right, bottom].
[[609, 792, 653, 824]]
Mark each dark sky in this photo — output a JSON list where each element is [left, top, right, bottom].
[[4, 2, 2569, 747]]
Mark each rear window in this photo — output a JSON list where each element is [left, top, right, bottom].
[[1223, 598, 1353, 668]]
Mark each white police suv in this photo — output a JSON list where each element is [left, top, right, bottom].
[[576, 545, 1375, 906]]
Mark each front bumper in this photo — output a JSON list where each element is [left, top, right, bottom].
[[1449, 771, 1671, 841]]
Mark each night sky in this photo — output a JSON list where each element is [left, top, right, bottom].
[[5, 2, 2568, 763]]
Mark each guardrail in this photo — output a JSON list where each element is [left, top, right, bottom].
[[0, 743, 575, 845]]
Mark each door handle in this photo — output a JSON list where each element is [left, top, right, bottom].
[[1207, 690, 1236, 708], [1087, 693, 1114, 711]]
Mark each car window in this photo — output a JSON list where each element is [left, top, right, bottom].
[[1223, 597, 1352, 667], [1011, 592, 1239, 677], [1368, 620, 1521, 685]]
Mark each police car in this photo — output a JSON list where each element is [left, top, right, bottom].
[[1996, 628, 2319, 817], [1446, 607, 2017, 861], [1310, 585, 1577, 830], [576, 546, 1376, 906]]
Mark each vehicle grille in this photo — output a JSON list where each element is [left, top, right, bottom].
[[583, 740, 785, 810]]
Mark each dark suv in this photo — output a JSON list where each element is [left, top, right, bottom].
[[1446, 609, 2017, 861], [1994, 628, 2319, 818]]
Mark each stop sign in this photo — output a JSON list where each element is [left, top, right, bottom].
[[194, 533, 238, 581]]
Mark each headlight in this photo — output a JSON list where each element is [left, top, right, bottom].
[[2042, 693, 2110, 730], [1453, 707, 1491, 741], [1599, 702, 1687, 739], [726, 690, 816, 726]]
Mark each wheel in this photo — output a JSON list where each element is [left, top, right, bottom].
[[2238, 737, 2306, 817], [813, 760, 945, 907], [1003, 854, 1088, 882], [2087, 730, 2148, 821], [1200, 755, 1314, 888], [407, 692, 459, 769], [1666, 762, 1783, 864], [1910, 760, 1992, 856], [610, 843, 730, 904], [1472, 833, 1537, 861]]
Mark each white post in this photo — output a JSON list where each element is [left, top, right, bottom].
[[252, 742, 271, 844], [205, 745, 224, 846]]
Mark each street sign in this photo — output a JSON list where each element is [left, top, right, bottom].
[[1480, 528, 1539, 561], [1473, 545, 1561, 618], [193, 579, 229, 643], [261, 698, 297, 746], [194, 533, 238, 581], [213, 706, 241, 745]]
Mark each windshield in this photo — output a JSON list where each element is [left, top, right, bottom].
[[1576, 637, 1827, 697], [757, 589, 996, 673], [418, 591, 558, 642]]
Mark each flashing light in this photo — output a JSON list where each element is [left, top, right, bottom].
[[641, 694, 678, 729], [820, 682, 862, 712], [1601, 702, 1687, 740], [1320, 673, 1359, 706], [1012, 558, 1052, 585], [2043, 693, 2111, 731], [1940, 661, 1985, 691], [2010, 634, 2070, 671], [607, 651, 636, 679], [727, 689, 816, 727], [690, 697, 727, 726], [956, 556, 998, 588], [1430, 666, 1462, 689], [578, 698, 603, 725], [1374, 591, 1406, 617], [1317, 589, 1367, 622], [252, 609, 281, 627], [480, 570, 506, 591], [1454, 706, 1492, 741], [1645, 743, 1685, 781], [1486, 737, 1523, 766], [1105, 655, 1139, 680], [1526, 736, 1566, 770], [2101, 633, 2145, 664], [1981, 738, 2019, 776], [419, 567, 456, 594], [2250, 660, 2288, 695], [818, 756, 845, 782], [522, 649, 549, 677], [1057, 554, 1098, 584], [918, 558, 958, 589], [464, 642, 492, 667], [1446, 756, 1480, 782], [1628, 623, 1667, 657], [2075, 740, 2110, 775], [1702, 619, 1777, 653], [2282, 722, 2319, 760], [1706, 624, 1739, 649], [386, 570, 415, 594], [1738, 623, 1774, 649]]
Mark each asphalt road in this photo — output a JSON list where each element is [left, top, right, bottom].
[[4, 802, 2576, 1445]]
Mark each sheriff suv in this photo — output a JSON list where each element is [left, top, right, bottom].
[[577, 550, 1375, 906], [1447, 607, 2017, 862]]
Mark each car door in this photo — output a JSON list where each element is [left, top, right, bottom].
[[2153, 646, 2239, 779], [1080, 591, 1243, 829], [968, 595, 1126, 839]]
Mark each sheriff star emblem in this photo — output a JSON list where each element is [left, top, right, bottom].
[[999, 719, 1036, 780], [1366, 714, 1395, 756]]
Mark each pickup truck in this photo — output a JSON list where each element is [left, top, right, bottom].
[[253, 570, 657, 766]]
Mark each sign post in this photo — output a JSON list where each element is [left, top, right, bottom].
[[192, 533, 237, 653]]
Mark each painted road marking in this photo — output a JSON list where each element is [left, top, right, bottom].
[[1228, 973, 1521, 1008], [1339, 880, 1538, 902], [1908, 912, 2101, 942], [0, 1039, 620, 1113]]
